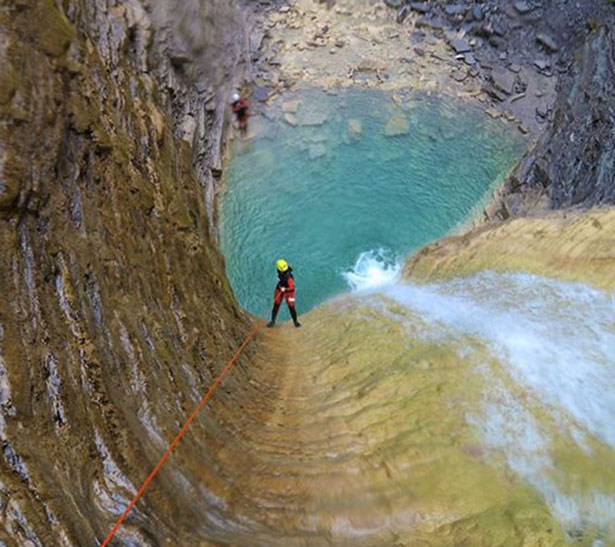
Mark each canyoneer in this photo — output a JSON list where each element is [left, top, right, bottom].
[[267, 260, 301, 328], [231, 91, 249, 137]]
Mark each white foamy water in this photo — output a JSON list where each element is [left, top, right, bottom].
[[381, 272, 615, 447], [343, 249, 401, 291], [372, 271, 615, 538]]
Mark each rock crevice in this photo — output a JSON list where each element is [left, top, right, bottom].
[[498, 26, 615, 216]]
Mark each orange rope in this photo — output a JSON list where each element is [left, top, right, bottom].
[[100, 321, 262, 546]]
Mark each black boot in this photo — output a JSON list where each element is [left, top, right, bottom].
[[267, 303, 280, 328], [290, 306, 301, 328]]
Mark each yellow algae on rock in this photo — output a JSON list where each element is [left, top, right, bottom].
[[35, 0, 76, 57], [404, 208, 615, 291], [251, 303, 566, 545]]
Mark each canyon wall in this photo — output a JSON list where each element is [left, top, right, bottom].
[[0, 0, 614, 545], [495, 24, 615, 217], [0, 1, 264, 544]]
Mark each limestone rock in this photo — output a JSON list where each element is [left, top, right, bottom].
[[384, 113, 409, 137], [348, 118, 362, 134], [491, 69, 516, 95], [282, 100, 301, 114], [444, 5, 469, 16], [409, 2, 430, 14], [309, 143, 327, 159], [513, 1, 533, 14], [512, 27, 615, 208], [451, 68, 469, 82], [396, 6, 411, 24], [536, 33, 559, 52], [284, 112, 299, 126], [450, 37, 472, 54], [179, 114, 196, 143]]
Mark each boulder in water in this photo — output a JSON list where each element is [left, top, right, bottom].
[[299, 110, 328, 126], [348, 118, 362, 135], [384, 113, 409, 137], [282, 100, 301, 114], [309, 143, 327, 160], [284, 112, 298, 126]]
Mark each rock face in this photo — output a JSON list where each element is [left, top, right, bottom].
[[404, 208, 615, 291], [0, 0, 259, 544], [502, 27, 615, 214], [1, 0, 615, 545]]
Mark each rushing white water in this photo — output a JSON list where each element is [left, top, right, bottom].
[[343, 249, 401, 291], [362, 271, 615, 538], [379, 272, 615, 447]]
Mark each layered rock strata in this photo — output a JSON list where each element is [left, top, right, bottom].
[[499, 26, 615, 216], [0, 0, 614, 545], [0, 0, 261, 544]]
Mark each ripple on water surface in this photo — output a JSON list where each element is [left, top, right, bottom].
[[221, 89, 526, 317]]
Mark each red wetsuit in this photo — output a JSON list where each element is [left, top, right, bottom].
[[274, 273, 296, 306], [232, 99, 249, 130], [269, 268, 300, 327]]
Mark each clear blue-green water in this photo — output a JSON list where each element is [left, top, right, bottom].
[[221, 89, 526, 318]]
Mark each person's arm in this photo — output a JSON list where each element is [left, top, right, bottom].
[[278, 275, 294, 292]]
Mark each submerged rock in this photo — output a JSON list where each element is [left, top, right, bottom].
[[281, 99, 301, 114], [348, 118, 362, 135], [284, 112, 299, 126], [308, 143, 327, 159], [384, 112, 410, 137]]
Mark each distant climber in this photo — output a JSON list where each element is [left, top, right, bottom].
[[267, 260, 301, 328], [231, 92, 249, 137]]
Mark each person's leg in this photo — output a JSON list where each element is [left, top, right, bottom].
[[239, 115, 248, 137], [286, 292, 301, 327], [267, 288, 283, 327]]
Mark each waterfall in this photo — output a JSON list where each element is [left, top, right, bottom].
[[357, 272, 615, 538]]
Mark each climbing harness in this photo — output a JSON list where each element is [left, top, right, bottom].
[[99, 321, 262, 546]]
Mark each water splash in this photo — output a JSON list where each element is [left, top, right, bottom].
[[380, 272, 615, 447], [364, 272, 615, 538], [343, 249, 401, 291]]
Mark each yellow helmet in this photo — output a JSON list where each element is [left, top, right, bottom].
[[276, 259, 289, 272]]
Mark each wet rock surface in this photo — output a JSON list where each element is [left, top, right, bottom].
[[0, 0, 261, 544], [1, 0, 615, 545], [405, 208, 615, 292]]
